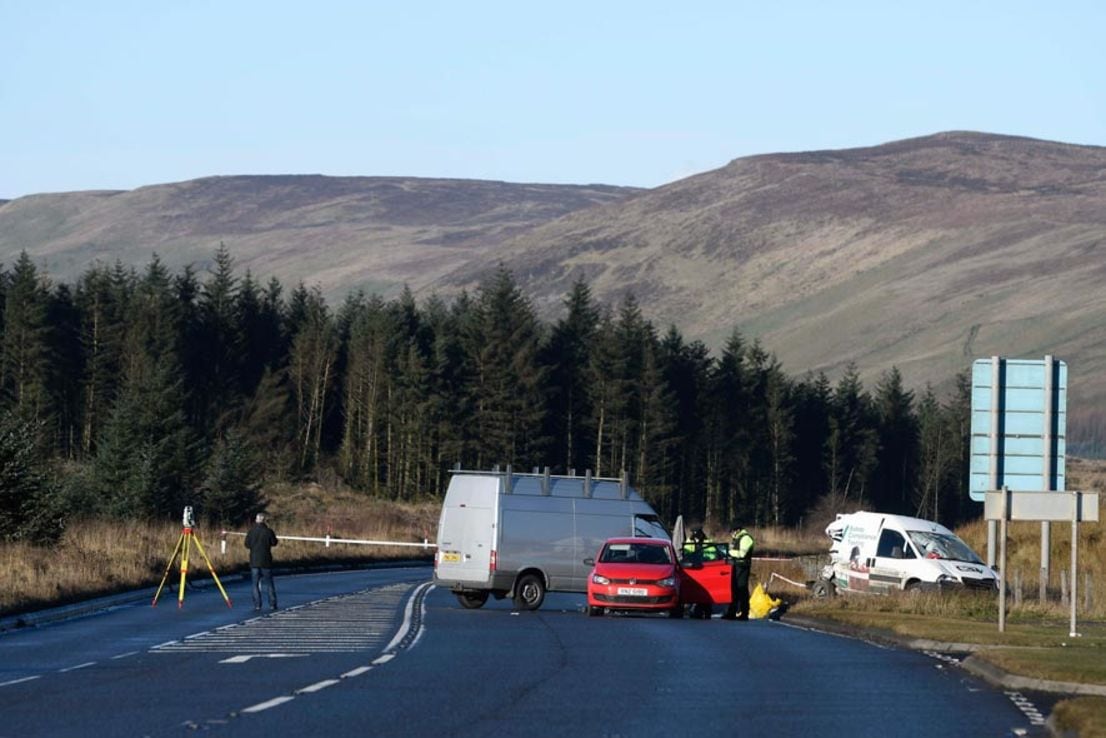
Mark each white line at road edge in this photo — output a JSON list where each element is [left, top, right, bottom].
[[383, 581, 434, 653], [0, 675, 41, 687]]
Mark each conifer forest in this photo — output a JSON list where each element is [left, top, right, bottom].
[[0, 245, 978, 543]]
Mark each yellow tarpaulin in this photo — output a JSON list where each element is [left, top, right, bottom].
[[749, 583, 782, 619]]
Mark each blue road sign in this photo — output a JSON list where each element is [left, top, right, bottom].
[[969, 358, 1066, 502]]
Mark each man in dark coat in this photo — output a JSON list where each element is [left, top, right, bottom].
[[245, 512, 279, 611]]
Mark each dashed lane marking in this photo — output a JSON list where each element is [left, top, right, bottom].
[[58, 662, 95, 673]]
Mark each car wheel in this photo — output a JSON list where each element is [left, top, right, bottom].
[[455, 591, 489, 609], [587, 605, 604, 617], [812, 578, 836, 599], [513, 573, 546, 610]]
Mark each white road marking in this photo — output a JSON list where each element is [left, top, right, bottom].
[[341, 666, 372, 678], [153, 584, 410, 655], [371, 653, 394, 665], [219, 654, 307, 664], [241, 696, 295, 713], [111, 651, 139, 660], [296, 679, 339, 694], [0, 675, 41, 687], [59, 662, 95, 672], [1005, 691, 1047, 726]]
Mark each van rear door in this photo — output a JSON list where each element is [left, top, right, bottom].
[[435, 477, 497, 586]]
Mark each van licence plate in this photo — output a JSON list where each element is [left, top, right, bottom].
[[617, 587, 648, 596], [441, 552, 461, 563]]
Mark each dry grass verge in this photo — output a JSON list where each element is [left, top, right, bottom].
[[0, 483, 439, 617]]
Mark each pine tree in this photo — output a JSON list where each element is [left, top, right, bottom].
[[704, 329, 751, 528], [0, 409, 63, 542], [825, 364, 878, 504], [201, 428, 263, 525], [74, 262, 132, 456], [872, 366, 918, 513], [542, 280, 599, 474], [465, 267, 546, 470], [0, 252, 53, 429], [195, 243, 241, 430], [89, 257, 199, 518]]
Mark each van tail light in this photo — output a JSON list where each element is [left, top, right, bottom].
[[490, 550, 497, 573]]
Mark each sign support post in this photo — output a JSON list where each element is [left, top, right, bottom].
[[985, 489, 1098, 635]]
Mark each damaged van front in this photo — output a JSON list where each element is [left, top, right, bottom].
[[815, 511, 998, 596]]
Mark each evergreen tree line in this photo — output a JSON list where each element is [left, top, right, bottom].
[[0, 245, 979, 543]]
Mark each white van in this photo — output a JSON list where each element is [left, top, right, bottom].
[[813, 511, 998, 596], [433, 468, 668, 611]]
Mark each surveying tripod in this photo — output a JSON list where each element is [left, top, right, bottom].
[[152, 506, 233, 608]]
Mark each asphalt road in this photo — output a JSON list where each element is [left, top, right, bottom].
[[0, 568, 1046, 737]]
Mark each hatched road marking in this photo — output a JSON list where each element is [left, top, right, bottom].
[[151, 582, 413, 655]]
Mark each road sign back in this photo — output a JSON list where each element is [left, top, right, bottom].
[[969, 357, 1066, 501]]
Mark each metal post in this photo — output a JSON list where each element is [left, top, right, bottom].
[[504, 464, 513, 494], [1071, 490, 1079, 637], [619, 470, 628, 500], [542, 467, 550, 496], [1042, 355, 1054, 597], [987, 356, 1001, 568], [220, 530, 227, 556], [999, 486, 1008, 633], [584, 470, 592, 499]]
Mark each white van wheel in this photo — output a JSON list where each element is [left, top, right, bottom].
[[513, 574, 546, 610], [456, 591, 489, 609], [812, 579, 836, 598]]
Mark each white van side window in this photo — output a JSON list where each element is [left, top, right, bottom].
[[876, 529, 915, 559]]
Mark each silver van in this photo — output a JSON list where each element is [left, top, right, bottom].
[[433, 468, 668, 611]]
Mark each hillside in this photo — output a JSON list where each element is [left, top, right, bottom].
[[443, 132, 1106, 419], [4, 132, 1106, 427], [0, 175, 640, 296]]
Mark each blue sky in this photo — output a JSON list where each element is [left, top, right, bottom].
[[2, 1, 1103, 199]]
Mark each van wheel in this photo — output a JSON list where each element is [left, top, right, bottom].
[[513, 574, 546, 610], [812, 579, 836, 598], [587, 605, 604, 617], [456, 591, 489, 609]]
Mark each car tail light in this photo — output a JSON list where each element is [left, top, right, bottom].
[[490, 550, 497, 573]]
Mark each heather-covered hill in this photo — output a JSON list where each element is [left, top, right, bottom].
[[445, 132, 1106, 418], [0, 175, 640, 297]]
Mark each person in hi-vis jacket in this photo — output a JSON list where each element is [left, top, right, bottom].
[[723, 524, 754, 620]]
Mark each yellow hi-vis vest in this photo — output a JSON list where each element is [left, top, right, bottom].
[[730, 530, 754, 564]]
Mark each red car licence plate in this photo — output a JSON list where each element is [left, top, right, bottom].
[[616, 587, 648, 596]]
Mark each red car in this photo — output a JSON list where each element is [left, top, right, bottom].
[[586, 537, 682, 617]]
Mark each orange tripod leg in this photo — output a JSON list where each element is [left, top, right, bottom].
[[191, 533, 233, 609], [178, 529, 192, 608], [152, 532, 185, 607]]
